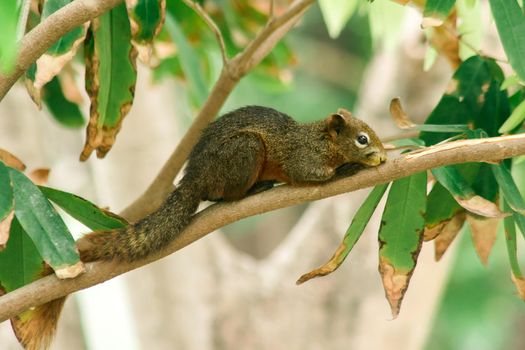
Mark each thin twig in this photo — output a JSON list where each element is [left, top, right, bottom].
[[270, 0, 276, 19], [2, 133, 525, 321], [181, 0, 228, 65]]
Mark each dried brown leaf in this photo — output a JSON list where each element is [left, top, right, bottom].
[[467, 215, 500, 266], [456, 195, 507, 218], [33, 23, 89, 91], [428, 13, 460, 69], [435, 213, 466, 261], [0, 211, 14, 250], [28, 168, 50, 186], [296, 243, 347, 284], [379, 257, 410, 318], [0, 149, 26, 171], [389, 98, 416, 129]]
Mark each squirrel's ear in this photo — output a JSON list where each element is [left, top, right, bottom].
[[336, 108, 353, 120], [325, 113, 346, 137]]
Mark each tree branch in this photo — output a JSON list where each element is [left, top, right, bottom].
[[120, 0, 316, 221], [0, 0, 124, 100], [2, 133, 525, 322]]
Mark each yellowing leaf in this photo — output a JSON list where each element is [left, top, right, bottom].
[[511, 273, 525, 300], [0, 149, 26, 171], [0, 211, 14, 250]]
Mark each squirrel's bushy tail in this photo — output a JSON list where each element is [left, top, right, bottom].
[[14, 179, 201, 349]]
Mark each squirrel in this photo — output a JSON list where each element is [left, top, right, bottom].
[[14, 106, 386, 350]]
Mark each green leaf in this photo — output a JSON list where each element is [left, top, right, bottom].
[[42, 76, 84, 128], [499, 99, 525, 133], [296, 183, 389, 284], [164, 14, 208, 105], [0, 0, 19, 73], [9, 169, 79, 270], [0, 218, 43, 292], [423, 0, 456, 26], [488, 0, 525, 82], [378, 172, 427, 317], [0, 161, 13, 221], [368, 0, 407, 51], [40, 186, 127, 231], [432, 165, 503, 217], [491, 163, 525, 215], [457, 0, 483, 60], [478, 79, 510, 136], [319, 0, 358, 38], [425, 182, 463, 228], [412, 124, 470, 132], [502, 201, 523, 279], [501, 74, 522, 90], [81, 3, 137, 160]]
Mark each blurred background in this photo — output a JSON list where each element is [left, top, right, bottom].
[[1, 0, 524, 349]]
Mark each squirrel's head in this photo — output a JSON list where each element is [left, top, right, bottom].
[[325, 108, 387, 167]]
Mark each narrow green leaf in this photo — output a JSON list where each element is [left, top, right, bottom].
[[368, 0, 407, 51], [457, 0, 482, 60], [0, 161, 13, 221], [81, 3, 137, 160], [503, 201, 523, 278], [0, 218, 43, 292], [164, 14, 208, 105], [432, 166, 475, 198], [499, 99, 525, 133], [40, 186, 127, 231], [488, 0, 525, 81], [379, 172, 427, 317], [0, 1, 19, 72], [42, 76, 84, 128], [491, 163, 525, 214], [423, 0, 456, 26], [501, 74, 521, 90], [412, 124, 470, 132], [297, 183, 389, 284], [9, 169, 79, 270], [319, 0, 358, 38]]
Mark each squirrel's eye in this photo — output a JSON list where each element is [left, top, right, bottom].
[[357, 135, 368, 144], [355, 133, 369, 148]]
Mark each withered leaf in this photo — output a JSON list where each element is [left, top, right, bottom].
[[435, 212, 466, 261], [467, 215, 500, 266]]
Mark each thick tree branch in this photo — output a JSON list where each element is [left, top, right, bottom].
[[120, 0, 316, 222], [0, 0, 124, 100], [2, 134, 525, 322]]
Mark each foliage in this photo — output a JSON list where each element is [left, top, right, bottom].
[[2, 0, 525, 345]]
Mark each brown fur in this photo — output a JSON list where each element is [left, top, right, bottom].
[[15, 106, 386, 349]]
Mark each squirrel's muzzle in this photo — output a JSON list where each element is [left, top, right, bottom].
[[363, 147, 387, 166]]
